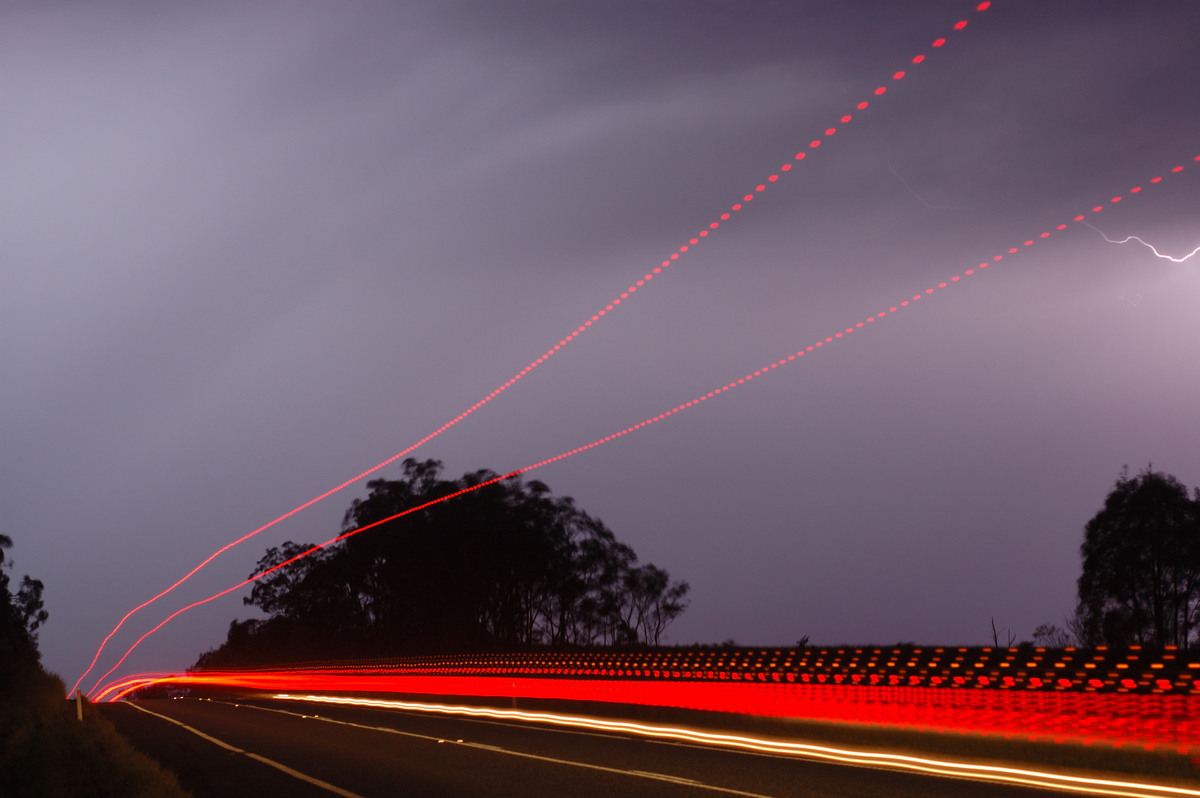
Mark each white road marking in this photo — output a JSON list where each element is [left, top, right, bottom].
[[628, 769, 705, 786], [123, 702, 364, 798], [461, 741, 775, 797], [209, 698, 775, 796], [274, 694, 1200, 798]]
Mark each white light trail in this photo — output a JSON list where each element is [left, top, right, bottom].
[[274, 694, 1200, 798], [1085, 222, 1200, 262]]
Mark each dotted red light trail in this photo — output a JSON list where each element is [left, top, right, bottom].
[[517, 157, 1199, 473], [100, 644, 1200, 700], [70, 2, 993, 697], [86, 151, 1196, 697]]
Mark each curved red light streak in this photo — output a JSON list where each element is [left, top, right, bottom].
[[87, 153, 1198, 696], [70, 1, 993, 699]]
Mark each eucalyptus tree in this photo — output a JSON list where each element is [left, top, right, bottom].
[[195, 459, 689, 667], [1075, 467, 1200, 648]]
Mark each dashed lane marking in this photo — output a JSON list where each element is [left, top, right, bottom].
[[123, 702, 363, 798], [206, 698, 775, 797]]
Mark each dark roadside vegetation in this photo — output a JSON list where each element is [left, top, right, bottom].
[[174, 463, 1200, 784], [193, 459, 690, 668], [3, 460, 690, 797], [191, 460, 1200, 672], [4, 463, 1195, 793], [0, 534, 191, 798]]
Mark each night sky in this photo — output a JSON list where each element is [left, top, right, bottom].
[[4, 0, 1199, 691]]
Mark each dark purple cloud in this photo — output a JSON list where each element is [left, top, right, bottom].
[[2, 0, 1198, 686]]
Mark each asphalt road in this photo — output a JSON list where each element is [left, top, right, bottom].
[[102, 697, 1096, 798]]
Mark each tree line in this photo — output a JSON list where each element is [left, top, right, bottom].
[[1070, 466, 1200, 648], [0, 533, 47, 676], [1, 537, 194, 797], [194, 460, 1199, 668], [195, 459, 690, 668]]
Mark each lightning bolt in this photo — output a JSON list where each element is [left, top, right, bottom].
[[1084, 222, 1200, 262]]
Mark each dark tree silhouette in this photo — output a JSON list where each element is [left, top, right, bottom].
[[1031, 623, 1072, 648], [1075, 466, 1200, 648], [1, 534, 47, 665], [195, 460, 688, 668]]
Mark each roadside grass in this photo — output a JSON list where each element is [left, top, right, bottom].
[[0, 661, 192, 798]]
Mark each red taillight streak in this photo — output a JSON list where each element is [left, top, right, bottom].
[[97, 673, 1199, 754]]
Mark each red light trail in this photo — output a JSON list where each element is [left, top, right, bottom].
[[69, 1, 993, 698], [268, 694, 1200, 796], [99, 644, 1200, 700], [86, 152, 1197, 698], [86, 474, 518, 695], [94, 642, 1200, 770], [97, 688, 1200, 795]]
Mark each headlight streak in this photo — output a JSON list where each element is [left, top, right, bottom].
[[68, 2, 994, 699], [85, 151, 1199, 698], [268, 694, 1200, 798]]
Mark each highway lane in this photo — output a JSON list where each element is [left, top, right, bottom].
[[103, 697, 1127, 798]]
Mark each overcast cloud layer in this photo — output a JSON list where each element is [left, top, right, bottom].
[[3, 0, 1199, 688]]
